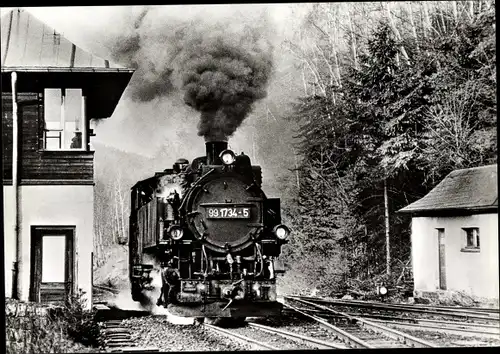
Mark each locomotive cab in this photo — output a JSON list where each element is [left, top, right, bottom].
[[129, 140, 289, 320]]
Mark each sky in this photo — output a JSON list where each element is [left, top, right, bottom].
[[0, 5, 303, 159]]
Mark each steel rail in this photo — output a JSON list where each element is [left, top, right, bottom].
[[290, 295, 499, 321], [294, 295, 500, 313], [287, 297, 437, 348], [203, 323, 278, 350], [294, 295, 500, 317], [282, 302, 374, 348], [367, 318, 500, 338], [413, 318, 500, 330], [285, 307, 500, 329], [247, 322, 347, 349]]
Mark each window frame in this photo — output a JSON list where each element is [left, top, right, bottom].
[[42, 88, 87, 152], [461, 227, 480, 253]]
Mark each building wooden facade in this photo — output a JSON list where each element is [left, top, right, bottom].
[[2, 9, 134, 307], [399, 164, 498, 300]]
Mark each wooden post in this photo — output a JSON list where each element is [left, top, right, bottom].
[[91, 252, 94, 308], [384, 178, 391, 276]]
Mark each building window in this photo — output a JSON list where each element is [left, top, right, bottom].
[[43, 88, 86, 151], [462, 227, 480, 252]]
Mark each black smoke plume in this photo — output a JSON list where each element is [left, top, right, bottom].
[[108, 6, 274, 141]]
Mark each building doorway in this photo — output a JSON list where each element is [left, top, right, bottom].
[[437, 228, 446, 290], [30, 226, 74, 303]]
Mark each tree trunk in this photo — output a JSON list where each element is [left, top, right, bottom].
[[452, 1, 458, 24], [385, 2, 410, 65], [114, 182, 120, 243], [469, 1, 474, 22], [422, 1, 431, 38], [384, 178, 391, 276], [407, 3, 419, 53], [301, 63, 308, 96], [347, 8, 358, 70], [439, 7, 447, 33], [292, 146, 300, 191]]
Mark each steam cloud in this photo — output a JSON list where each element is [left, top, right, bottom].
[[109, 6, 274, 141]]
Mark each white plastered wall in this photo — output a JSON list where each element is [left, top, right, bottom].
[[412, 214, 499, 299], [4, 185, 94, 309]]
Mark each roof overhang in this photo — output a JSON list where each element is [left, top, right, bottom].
[[398, 206, 498, 217], [1, 67, 135, 118]]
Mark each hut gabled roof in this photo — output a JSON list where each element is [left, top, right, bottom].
[[1, 8, 130, 72], [1, 8, 135, 119], [399, 164, 497, 214]]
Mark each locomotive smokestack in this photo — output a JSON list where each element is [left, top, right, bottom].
[[206, 140, 228, 165]]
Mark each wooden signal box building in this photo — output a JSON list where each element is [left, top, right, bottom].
[[1, 9, 134, 307]]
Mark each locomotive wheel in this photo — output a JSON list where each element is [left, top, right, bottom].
[[194, 317, 206, 325], [226, 317, 246, 327], [202, 317, 246, 327], [233, 316, 246, 325], [204, 317, 219, 325], [193, 317, 218, 325]]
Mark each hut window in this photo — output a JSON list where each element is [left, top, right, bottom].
[[43, 88, 85, 150], [463, 228, 480, 250]]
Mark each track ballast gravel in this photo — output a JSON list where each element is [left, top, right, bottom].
[[120, 316, 251, 352]]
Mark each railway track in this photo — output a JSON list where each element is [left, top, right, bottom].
[[94, 304, 159, 353], [285, 296, 500, 344], [204, 320, 348, 350], [290, 295, 500, 323], [296, 295, 500, 314], [283, 306, 500, 336], [367, 318, 500, 338], [204, 323, 278, 350], [283, 297, 436, 348]]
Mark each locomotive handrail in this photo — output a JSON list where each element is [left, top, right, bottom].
[[255, 243, 264, 277], [179, 168, 216, 210]]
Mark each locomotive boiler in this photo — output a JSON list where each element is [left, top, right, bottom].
[[129, 140, 289, 321]]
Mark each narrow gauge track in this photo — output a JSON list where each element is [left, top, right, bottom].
[[283, 297, 437, 349], [296, 295, 500, 314], [283, 307, 500, 335], [94, 304, 159, 353], [286, 297, 500, 344], [204, 321, 347, 350], [366, 318, 500, 339], [290, 295, 500, 323], [204, 324, 278, 350]]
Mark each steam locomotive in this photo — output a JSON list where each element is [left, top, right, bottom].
[[129, 140, 289, 321]]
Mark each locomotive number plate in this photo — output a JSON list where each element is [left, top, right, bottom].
[[206, 207, 250, 219]]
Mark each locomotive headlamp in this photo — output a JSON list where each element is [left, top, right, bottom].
[[219, 149, 236, 165], [168, 225, 184, 240], [273, 224, 290, 240]]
